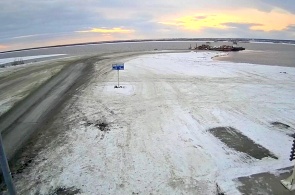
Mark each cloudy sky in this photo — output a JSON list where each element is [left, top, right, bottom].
[[0, 0, 295, 51]]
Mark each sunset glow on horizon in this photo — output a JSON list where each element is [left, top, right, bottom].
[[0, 0, 294, 51], [160, 8, 295, 32], [77, 27, 135, 34]]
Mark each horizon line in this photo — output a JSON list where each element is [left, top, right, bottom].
[[1, 37, 294, 54]]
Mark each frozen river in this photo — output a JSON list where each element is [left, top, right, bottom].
[[1, 41, 295, 67]]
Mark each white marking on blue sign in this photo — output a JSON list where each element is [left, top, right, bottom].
[[112, 63, 124, 70]]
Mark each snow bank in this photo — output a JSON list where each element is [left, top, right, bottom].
[[0, 54, 66, 65]]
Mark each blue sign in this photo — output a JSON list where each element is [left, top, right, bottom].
[[112, 63, 124, 70]]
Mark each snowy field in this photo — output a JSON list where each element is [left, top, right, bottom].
[[15, 52, 295, 194]]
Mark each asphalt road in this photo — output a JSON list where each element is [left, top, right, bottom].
[[0, 56, 96, 160]]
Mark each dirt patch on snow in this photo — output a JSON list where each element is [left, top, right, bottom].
[[84, 120, 110, 132], [271, 121, 291, 129], [12, 158, 34, 174], [50, 187, 80, 195], [209, 127, 278, 160], [84, 119, 110, 140]]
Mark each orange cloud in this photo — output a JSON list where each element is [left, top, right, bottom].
[[77, 27, 134, 33], [160, 8, 295, 32]]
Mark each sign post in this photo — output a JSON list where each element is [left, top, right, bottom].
[[0, 134, 16, 195], [112, 63, 124, 88], [118, 69, 119, 87], [281, 134, 295, 191]]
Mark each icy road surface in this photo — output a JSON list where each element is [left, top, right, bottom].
[[15, 52, 295, 194]]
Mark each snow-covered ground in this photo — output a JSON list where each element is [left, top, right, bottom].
[[15, 52, 295, 194], [0, 54, 65, 65]]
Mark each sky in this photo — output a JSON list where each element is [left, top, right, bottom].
[[0, 0, 295, 51]]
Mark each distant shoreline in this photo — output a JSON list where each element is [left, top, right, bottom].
[[1, 38, 295, 54]]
